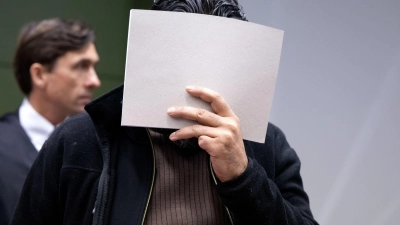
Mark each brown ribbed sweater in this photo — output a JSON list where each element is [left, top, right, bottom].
[[143, 130, 231, 225]]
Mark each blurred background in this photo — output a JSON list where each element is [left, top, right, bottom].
[[1, 1, 399, 224]]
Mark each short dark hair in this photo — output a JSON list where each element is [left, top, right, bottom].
[[151, 0, 247, 21], [13, 18, 95, 95]]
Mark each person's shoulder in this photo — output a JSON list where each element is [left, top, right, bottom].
[[265, 122, 288, 143], [43, 112, 102, 168], [247, 122, 294, 159], [0, 111, 23, 143], [44, 112, 96, 150], [265, 122, 280, 136], [58, 112, 94, 131], [248, 123, 301, 174], [51, 112, 95, 141], [248, 122, 286, 147], [0, 111, 18, 126]]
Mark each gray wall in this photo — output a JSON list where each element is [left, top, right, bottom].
[[240, 0, 400, 224]]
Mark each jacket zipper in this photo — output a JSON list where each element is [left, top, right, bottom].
[[209, 160, 235, 225], [141, 128, 156, 225]]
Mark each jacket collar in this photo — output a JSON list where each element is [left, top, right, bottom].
[[84, 84, 125, 225], [85, 84, 124, 140]]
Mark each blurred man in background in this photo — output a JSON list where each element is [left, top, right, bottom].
[[0, 18, 100, 225]]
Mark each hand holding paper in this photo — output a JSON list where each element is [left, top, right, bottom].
[[167, 86, 248, 182], [122, 10, 284, 143]]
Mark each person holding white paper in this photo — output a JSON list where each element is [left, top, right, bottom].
[[11, 1, 318, 225]]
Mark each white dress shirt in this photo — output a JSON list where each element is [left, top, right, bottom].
[[19, 98, 55, 151]]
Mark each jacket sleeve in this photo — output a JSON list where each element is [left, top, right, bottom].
[[216, 126, 319, 225], [11, 139, 63, 225]]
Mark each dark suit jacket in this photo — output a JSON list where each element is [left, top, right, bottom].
[[0, 111, 37, 225]]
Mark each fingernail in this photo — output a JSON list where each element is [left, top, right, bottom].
[[169, 132, 177, 141], [167, 107, 175, 115], [186, 85, 195, 91]]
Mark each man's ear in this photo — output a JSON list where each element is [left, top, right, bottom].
[[30, 63, 49, 89]]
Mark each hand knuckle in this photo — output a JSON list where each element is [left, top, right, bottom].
[[192, 124, 200, 133], [211, 113, 221, 123], [227, 133, 235, 142], [198, 136, 206, 148], [197, 108, 207, 117], [226, 120, 239, 131], [201, 126, 208, 133], [213, 92, 221, 99], [221, 130, 234, 141]]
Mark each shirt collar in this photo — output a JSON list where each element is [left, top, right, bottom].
[[19, 98, 55, 151]]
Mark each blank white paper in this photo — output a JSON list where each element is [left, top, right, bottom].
[[122, 9, 284, 143]]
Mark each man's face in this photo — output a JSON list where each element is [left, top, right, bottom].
[[43, 42, 100, 116]]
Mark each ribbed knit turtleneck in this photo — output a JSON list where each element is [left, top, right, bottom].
[[143, 129, 231, 225]]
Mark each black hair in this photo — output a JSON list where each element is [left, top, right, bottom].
[[151, 0, 247, 21]]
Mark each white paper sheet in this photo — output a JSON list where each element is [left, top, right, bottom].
[[122, 9, 283, 143]]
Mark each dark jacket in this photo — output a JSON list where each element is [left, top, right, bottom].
[[11, 85, 318, 225], [0, 111, 38, 225]]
